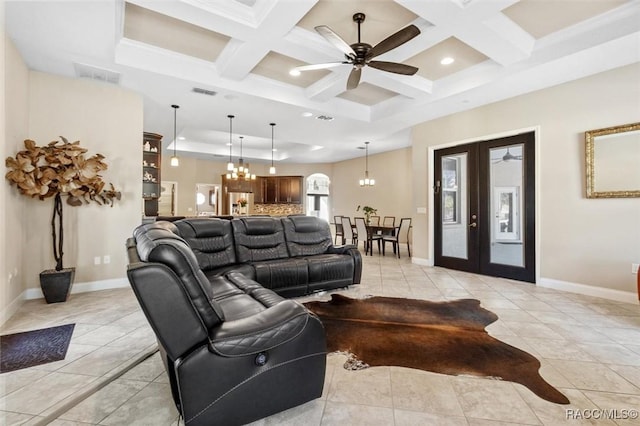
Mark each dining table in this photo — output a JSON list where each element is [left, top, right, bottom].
[[345, 222, 397, 255]]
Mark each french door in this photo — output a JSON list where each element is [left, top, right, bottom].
[[434, 132, 535, 282]]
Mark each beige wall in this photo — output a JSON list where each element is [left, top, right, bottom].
[[161, 156, 335, 216], [412, 63, 640, 293], [160, 150, 413, 223], [331, 147, 414, 221], [22, 72, 143, 289], [1, 15, 8, 319], [2, 34, 30, 320]]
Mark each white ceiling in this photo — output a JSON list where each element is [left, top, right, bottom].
[[6, 0, 640, 165]]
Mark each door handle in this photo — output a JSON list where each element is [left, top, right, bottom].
[[469, 222, 477, 228]]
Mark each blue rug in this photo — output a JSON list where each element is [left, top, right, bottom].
[[1, 324, 75, 373]]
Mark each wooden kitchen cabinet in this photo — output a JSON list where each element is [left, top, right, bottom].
[[265, 177, 278, 204], [252, 176, 304, 204], [278, 176, 303, 204], [223, 176, 252, 194], [250, 176, 303, 204]]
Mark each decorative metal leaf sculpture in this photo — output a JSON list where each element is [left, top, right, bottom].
[[5, 137, 121, 271]]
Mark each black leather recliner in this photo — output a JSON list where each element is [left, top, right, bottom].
[[126, 223, 327, 426]]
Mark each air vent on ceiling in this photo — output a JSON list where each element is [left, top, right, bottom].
[[192, 87, 217, 96], [316, 115, 334, 121], [73, 62, 121, 84]]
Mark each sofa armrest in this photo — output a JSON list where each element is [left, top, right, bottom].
[[326, 245, 362, 284], [209, 300, 312, 356], [326, 244, 357, 254], [127, 261, 209, 360]]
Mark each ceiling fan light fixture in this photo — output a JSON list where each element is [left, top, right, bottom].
[[300, 12, 420, 90]]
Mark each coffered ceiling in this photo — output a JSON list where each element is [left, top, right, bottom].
[[6, 0, 640, 164]]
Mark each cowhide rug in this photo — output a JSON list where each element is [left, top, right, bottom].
[[304, 294, 569, 405]]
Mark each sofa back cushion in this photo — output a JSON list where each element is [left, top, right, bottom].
[[173, 218, 236, 271], [232, 217, 289, 263], [282, 216, 332, 257], [134, 223, 225, 329]]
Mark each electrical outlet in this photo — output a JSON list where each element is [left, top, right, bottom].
[[633, 263, 639, 274], [94, 256, 101, 265], [103, 255, 111, 264]]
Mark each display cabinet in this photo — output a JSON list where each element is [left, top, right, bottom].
[[142, 132, 162, 216]]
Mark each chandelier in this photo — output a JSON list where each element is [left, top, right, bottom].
[[225, 115, 255, 181], [359, 141, 375, 186]]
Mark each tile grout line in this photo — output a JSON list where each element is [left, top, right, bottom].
[[30, 344, 159, 426]]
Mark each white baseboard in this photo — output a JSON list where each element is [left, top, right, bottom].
[[406, 261, 637, 304], [0, 292, 27, 327], [411, 257, 434, 267], [2, 277, 130, 327], [539, 277, 637, 304], [23, 277, 130, 300]]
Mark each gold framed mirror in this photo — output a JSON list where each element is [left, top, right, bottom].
[[585, 122, 640, 198]]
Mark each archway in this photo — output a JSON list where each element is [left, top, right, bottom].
[[306, 173, 330, 222]]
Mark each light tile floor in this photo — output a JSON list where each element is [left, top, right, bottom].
[[2, 254, 640, 425]]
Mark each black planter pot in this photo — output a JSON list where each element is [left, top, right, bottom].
[[39, 267, 75, 303]]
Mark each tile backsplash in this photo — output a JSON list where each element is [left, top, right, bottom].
[[252, 203, 304, 216]]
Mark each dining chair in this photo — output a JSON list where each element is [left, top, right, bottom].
[[333, 215, 344, 244], [382, 216, 395, 227], [354, 217, 381, 256], [382, 217, 412, 258], [369, 215, 380, 226], [341, 216, 357, 245]]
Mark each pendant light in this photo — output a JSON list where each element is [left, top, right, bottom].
[[269, 122, 276, 175], [359, 141, 375, 186], [170, 105, 180, 167], [226, 115, 234, 174]]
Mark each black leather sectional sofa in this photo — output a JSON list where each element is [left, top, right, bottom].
[[126, 215, 362, 425]]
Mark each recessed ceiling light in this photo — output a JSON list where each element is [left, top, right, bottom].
[[289, 69, 301, 77], [178, 136, 186, 140], [272, 148, 278, 152], [440, 57, 455, 65], [226, 143, 232, 146], [301, 112, 313, 117]]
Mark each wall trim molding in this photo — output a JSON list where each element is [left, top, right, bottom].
[[23, 277, 130, 300], [539, 277, 637, 304], [411, 257, 434, 267], [0, 292, 26, 327], [1, 277, 130, 326], [406, 262, 637, 305]]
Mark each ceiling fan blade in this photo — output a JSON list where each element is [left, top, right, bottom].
[[315, 25, 356, 58], [347, 67, 361, 90], [367, 24, 420, 59], [293, 62, 347, 73], [368, 61, 418, 75]]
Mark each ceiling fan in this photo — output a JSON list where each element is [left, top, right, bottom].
[[290, 13, 420, 90], [493, 147, 523, 163]]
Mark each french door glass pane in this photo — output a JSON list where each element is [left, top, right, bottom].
[[441, 153, 468, 259], [489, 144, 524, 267]]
